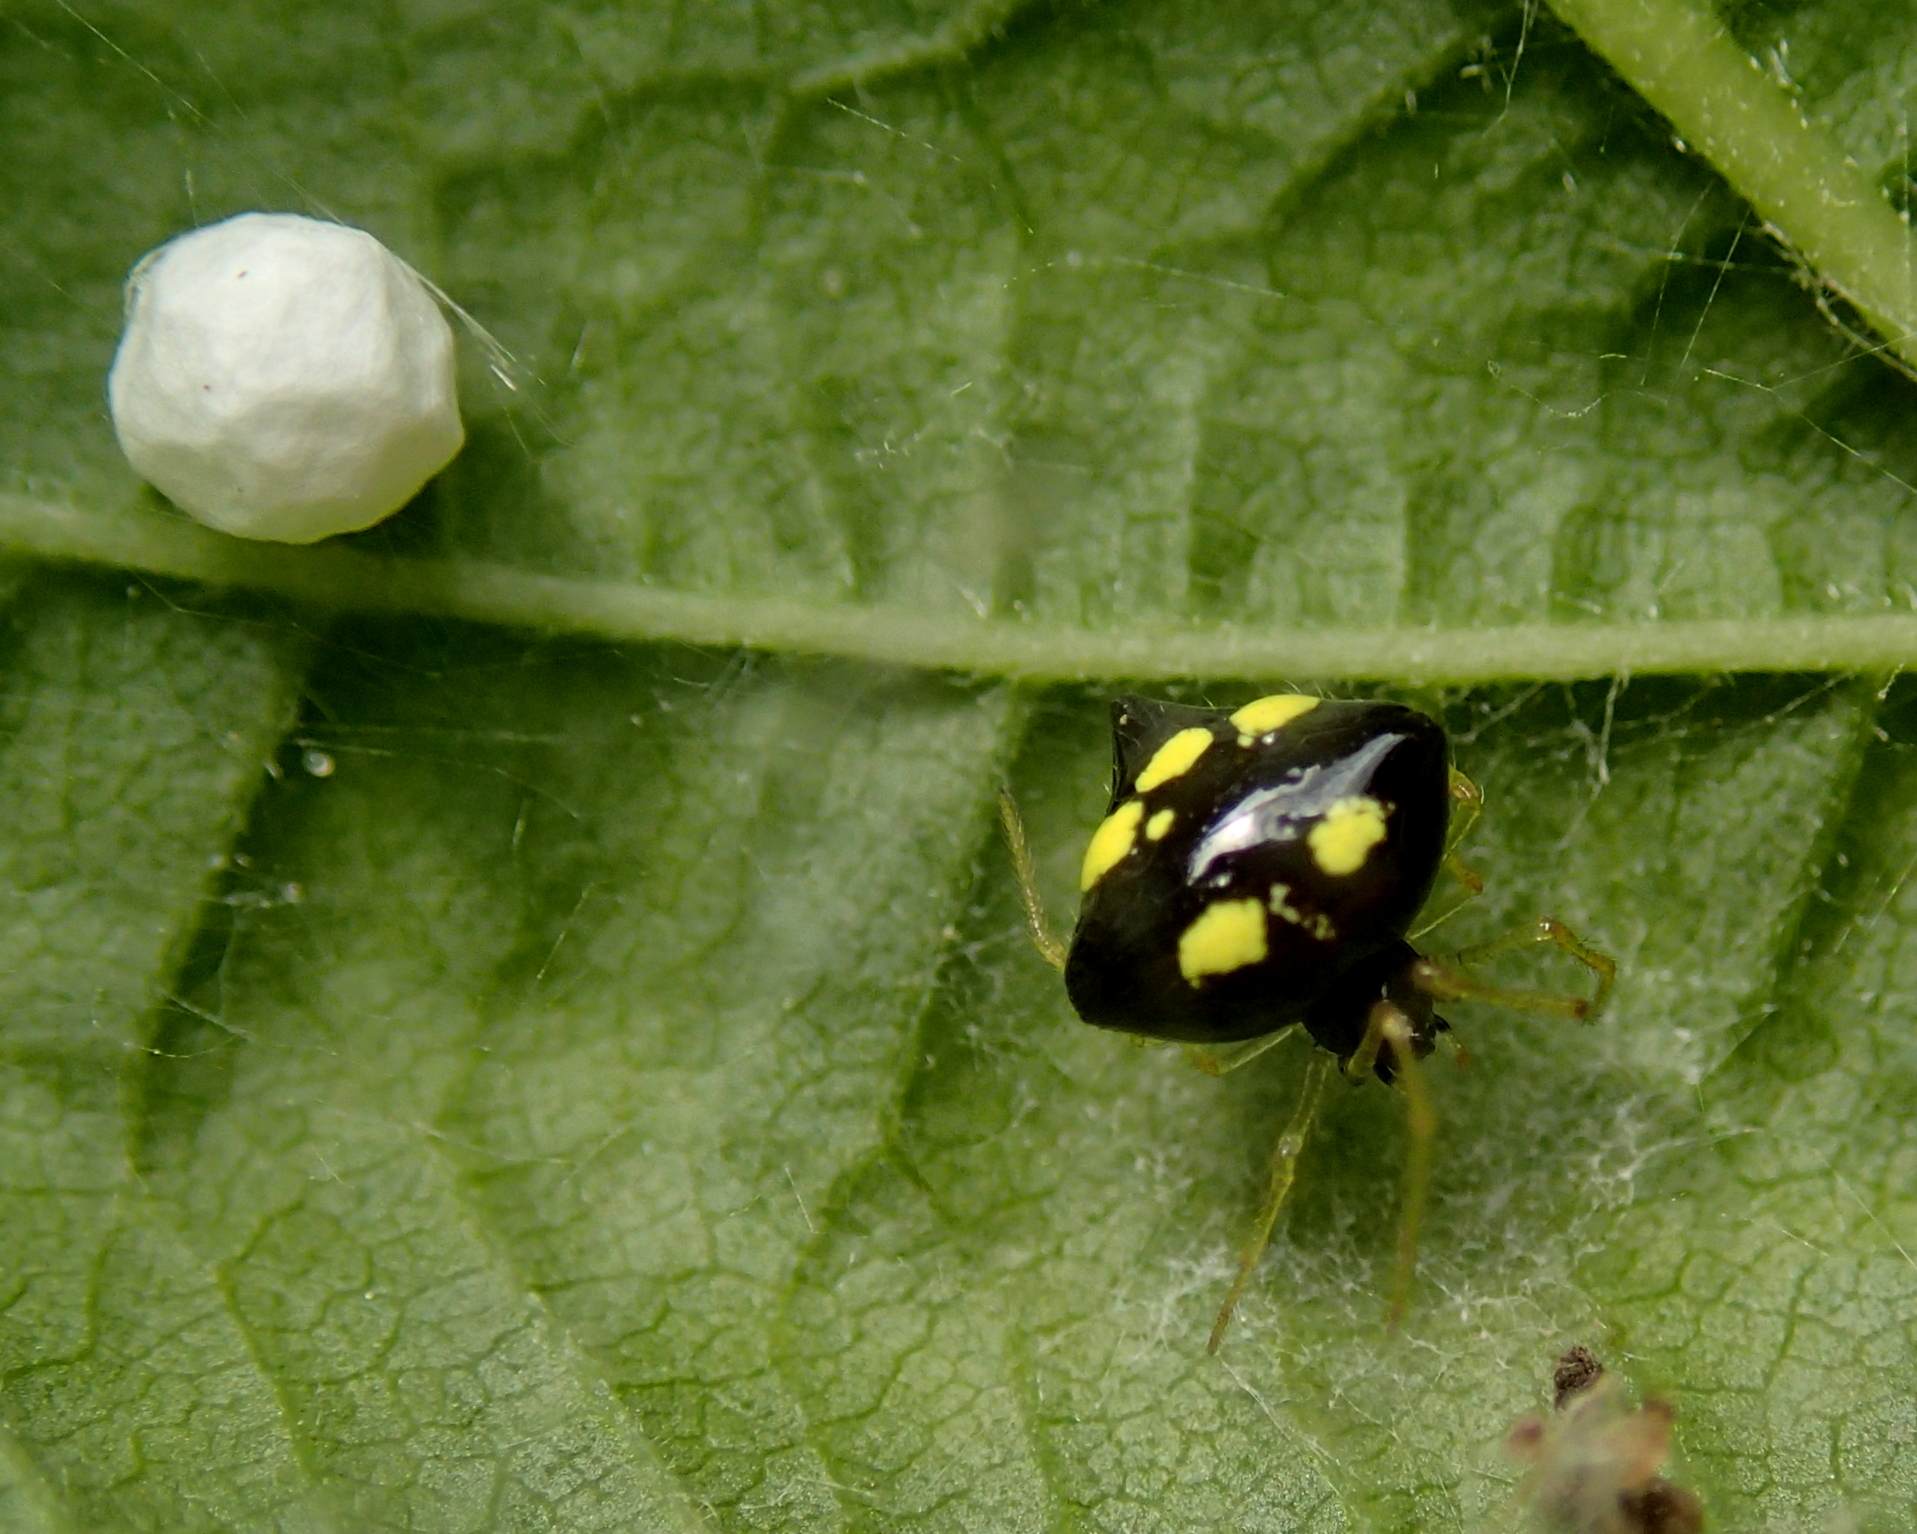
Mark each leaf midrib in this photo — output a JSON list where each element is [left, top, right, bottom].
[[8, 495, 1917, 684]]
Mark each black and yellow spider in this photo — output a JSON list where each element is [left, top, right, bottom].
[[1000, 693, 1614, 1351]]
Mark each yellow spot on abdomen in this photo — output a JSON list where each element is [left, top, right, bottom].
[[1080, 799, 1145, 890], [1267, 882, 1335, 941], [1134, 726, 1213, 792], [1308, 796, 1388, 876], [1177, 898, 1268, 983], [1230, 693, 1318, 744], [1145, 807, 1175, 841]]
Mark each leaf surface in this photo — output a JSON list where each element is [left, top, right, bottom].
[[2, 2, 1915, 1530]]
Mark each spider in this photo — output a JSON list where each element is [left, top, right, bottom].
[[999, 693, 1614, 1350]]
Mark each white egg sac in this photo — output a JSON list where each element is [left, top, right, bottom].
[[108, 211, 464, 544]]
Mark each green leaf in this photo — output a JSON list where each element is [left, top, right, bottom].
[[3, 2, 1915, 1531]]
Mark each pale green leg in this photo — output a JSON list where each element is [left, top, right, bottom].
[[1338, 1000, 1438, 1328], [1444, 765, 1484, 864], [1412, 767, 1487, 938], [1184, 1027, 1297, 1078], [997, 787, 1067, 971], [1417, 917, 1617, 1022], [1380, 1009, 1435, 1329], [1207, 1050, 1335, 1353]]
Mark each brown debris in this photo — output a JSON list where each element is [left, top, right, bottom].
[[1553, 1344, 1605, 1409], [1505, 1347, 1704, 1534]]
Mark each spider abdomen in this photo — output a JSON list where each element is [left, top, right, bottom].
[[1064, 694, 1451, 1046]]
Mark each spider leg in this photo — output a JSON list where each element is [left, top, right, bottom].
[[1379, 1007, 1435, 1328], [1184, 1027, 1297, 1078], [1415, 917, 1615, 1021], [1336, 999, 1438, 1326], [997, 787, 1067, 971], [1412, 769, 1487, 938], [1443, 766, 1486, 891], [1207, 1050, 1334, 1353]]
